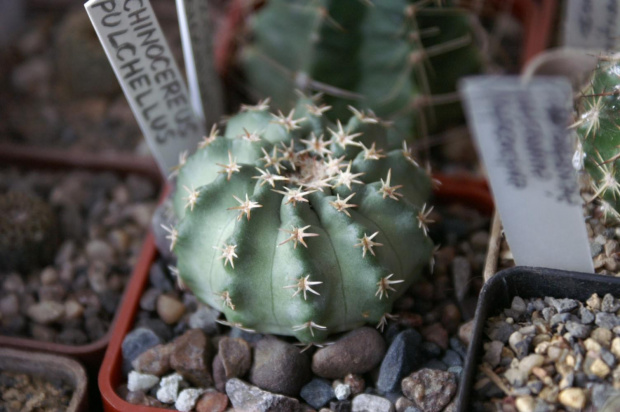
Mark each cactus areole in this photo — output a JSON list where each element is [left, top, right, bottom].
[[168, 96, 434, 343]]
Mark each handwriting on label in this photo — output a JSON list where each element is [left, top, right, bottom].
[[176, 0, 223, 126], [85, 0, 205, 176], [563, 0, 620, 50], [460, 76, 594, 273]]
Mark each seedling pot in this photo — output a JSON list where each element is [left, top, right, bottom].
[[456, 266, 620, 411]]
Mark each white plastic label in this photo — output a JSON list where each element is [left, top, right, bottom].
[[85, 0, 205, 176], [176, 0, 223, 127], [563, 0, 620, 50], [460, 76, 594, 273]]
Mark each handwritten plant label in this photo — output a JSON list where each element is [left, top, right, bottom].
[[563, 0, 620, 50], [85, 0, 205, 176], [176, 0, 223, 126], [460, 76, 594, 273]]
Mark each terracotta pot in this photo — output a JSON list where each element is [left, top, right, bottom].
[[0, 346, 89, 412], [97, 173, 492, 412], [0, 143, 162, 372]]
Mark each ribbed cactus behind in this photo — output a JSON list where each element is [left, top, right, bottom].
[[168, 96, 434, 343]]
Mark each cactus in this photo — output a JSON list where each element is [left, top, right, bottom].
[[575, 55, 620, 221], [0, 191, 58, 273], [168, 96, 434, 343], [239, 0, 484, 147]]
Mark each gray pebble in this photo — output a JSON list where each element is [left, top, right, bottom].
[[188, 305, 219, 335], [300, 378, 335, 409], [596, 312, 620, 329], [441, 350, 463, 367], [602, 294, 620, 313], [580, 307, 595, 324], [511, 296, 527, 314], [351, 394, 394, 412], [376, 329, 423, 393], [545, 297, 578, 314], [565, 321, 591, 339], [226, 378, 300, 412], [486, 320, 516, 343], [122, 327, 163, 366]]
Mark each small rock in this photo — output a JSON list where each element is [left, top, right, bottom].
[[401, 369, 457, 412], [612, 337, 620, 358], [441, 350, 463, 368], [176, 388, 205, 412], [458, 320, 474, 345], [127, 371, 159, 392], [518, 354, 544, 375], [602, 294, 620, 313], [351, 394, 394, 412], [558, 387, 586, 409], [40, 267, 58, 285], [483, 341, 504, 368], [218, 337, 252, 379], [64, 299, 84, 320], [335, 384, 351, 401], [189, 305, 220, 335], [157, 373, 184, 404], [250, 336, 311, 396], [580, 307, 595, 324], [515, 396, 535, 412], [452, 256, 471, 302], [592, 327, 613, 347], [421, 323, 448, 350], [596, 313, 620, 329], [0, 294, 19, 317], [86, 239, 114, 262], [394, 396, 415, 412], [157, 294, 186, 325], [486, 320, 515, 343], [376, 329, 423, 393], [195, 391, 229, 412], [26, 301, 64, 324], [509, 331, 531, 359], [565, 321, 591, 339], [587, 293, 602, 311], [591, 358, 611, 379], [545, 297, 578, 314], [344, 374, 365, 396], [300, 378, 335, 409], [139, 288, 160, 312], [226, 378, 300, 412], [132, 344, 172, 376], [511, 297, 527, 314], [312, 327, 386, 379], [331, 400, 353, 412], [170, 329, 214, 387]]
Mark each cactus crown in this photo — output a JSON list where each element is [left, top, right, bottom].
[[169, 95, 434, 343], [575, 55, 620, 222], [240, 0, 484, 146]]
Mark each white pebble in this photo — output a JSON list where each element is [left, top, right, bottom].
[[175, 388, 205, 412], [127, 371, 159, 392], [156, 373, 183, 404], [335, 383, 351, 400]]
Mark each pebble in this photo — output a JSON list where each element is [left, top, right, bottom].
[[175, 388, 205, 412], [300, 378, 335, 409], [509, 331, 531, 359], [26, 301, 64, 324], [420, 323, 448, 350], [351, 394, 394, 412], [558, 387, 586, 409], [376, 329, 423, 393], [545, 297, 578, 314], [334, 384, 351, 401], [132, 343, 172, 376], [226, 378, 300, 412], [157, 294, 186, 325], [218, 337, 252, 380], [250, 336, 311, 396], [85, 239, 115, 262], [458, 320, 474, 345], [451, 256, 471, 302], [188, 305, 220, 335], [515, 395, 535, 412], [312, 327, 386, 379], [565, 321, 591, 339], [596, 312, 620, 329], [127, 371, 159, 392], [195, 391, 229, 412], [344, 374, 365, 396], [169, 329, 214, 387], [401, 369, 457, 412], [157, 373, 184, 404]]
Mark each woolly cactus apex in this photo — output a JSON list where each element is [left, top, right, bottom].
[[240, 0, 483, 147], [169, 96, 434, 343], [575, 55, 620, 221]]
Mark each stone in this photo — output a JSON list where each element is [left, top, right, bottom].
[[149, 262, 174, 292], [376, 329, 423, 393], [580, 306, 595, 324], [212, 355, 227, 393], [587, 293, 602, 311], [602, 294, 620, 313], [545, 297, 578, 314], [157, 294, 186, 325], [509, 331, 532, 359], [612, 337, 620, 358], [157, 373, 184, 404], [132, 343, 173, 376], [26, 301, 64, 324], [331, 400, 353, 412], [515, 396, 535, 412], [312, 327, 386, 379], [170, 329, 214, 387], [123, 328, 164, 368], [483, 341, 504, 368], [127, 371, 159, 392], [565, 321, 591, 339], [226, 378, 300, 412], [344, 374, 365, 396], [351, 394, 394, 412], [486, 320, 515, 343], [335, 384, 351, 401], [511, 297, 527, 314], [189, 305, 220, 335], [421, 323, 448, 349], [452, 256, 471, 302], [458, 320, 474, 345], [86, 239, 114, 261], [596, 312, 620, 329], [518, 354, 544, 375], [176, 388, 205, 412], [441, 350, 463, 367], [218, 337, 252, 379], [591, 358, 611, 379], [64, 299, 84, 320], [195, 391, 229, 412], [250, 336, 311, 397], [592, 327, 613, 347], [401, 369, 457, 412], [300, 378, 335, 409], [558, 388, 586, 409], [395, 396, 415, 412]]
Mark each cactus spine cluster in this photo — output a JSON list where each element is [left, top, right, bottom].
[[240, 0, 483, 146], [168, 95, 434, 343], [575, 55, 620, 221]]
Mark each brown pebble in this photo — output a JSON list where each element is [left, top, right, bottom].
[[344, 373, 365, 396], [218, 337, 252, 379], [441, 303, 462, 334], [195, 391, 229, 412], [156, 294, 186, 325], [170, 329, 214, 386], [458, 320, 474, 346], [397, 313, 423, 329], [132, 344, 173, 376], [421, 323, 448, 349]]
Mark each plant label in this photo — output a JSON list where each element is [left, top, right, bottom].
[[175, 0, 223, 126], [460, 76, 594, 273], [85, 0, 205, 177], [562, 0, 620, 50]]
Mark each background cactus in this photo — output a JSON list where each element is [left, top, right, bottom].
[[0, 191, 58, 272], [575, 55, 620, 221], [169, 95, 434, 343], [239, 0, 484, 147]]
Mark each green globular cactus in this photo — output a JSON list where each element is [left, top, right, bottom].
[[575, 56, 620, 221], [0, 191, 58, 273], [167, 96, 434, 343], [239, 0, 484, 147]]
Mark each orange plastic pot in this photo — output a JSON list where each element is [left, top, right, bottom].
[[0, 143, 162, 372]]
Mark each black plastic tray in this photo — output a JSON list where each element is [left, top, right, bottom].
[[457, 266, 620, 411]]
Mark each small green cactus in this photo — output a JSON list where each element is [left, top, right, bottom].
[[240, 0, 484, 146], [575, 55, 620, 221], [0, 191, 58, 273], [168, 96, 434, 343]]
